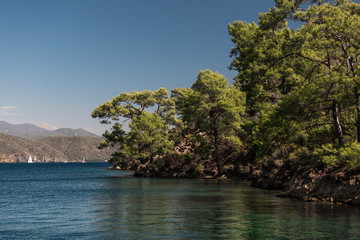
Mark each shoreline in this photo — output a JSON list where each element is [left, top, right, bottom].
[[109, 162, 360, 206]]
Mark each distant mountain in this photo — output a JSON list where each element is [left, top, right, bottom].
[[52, 128, 98, 137], [0, 133, 114, 163], [0, 121, 98, 139], [38, 136, 111, 161], [0, 121, 49, 136]]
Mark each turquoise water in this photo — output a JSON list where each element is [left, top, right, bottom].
[[0, 163, 359, 239]]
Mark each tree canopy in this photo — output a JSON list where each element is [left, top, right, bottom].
[[229, 0, 360, 167], [91, 88, 178, 168], [93, 0, 360, 177], [173, 70, 246, 174]]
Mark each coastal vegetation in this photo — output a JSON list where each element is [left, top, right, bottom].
[[92, 0, 360, 204]]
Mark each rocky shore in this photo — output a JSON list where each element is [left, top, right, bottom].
[[277, 165, 360, 205], [242, 161, 360, 205], [109, 158, 360, 206]]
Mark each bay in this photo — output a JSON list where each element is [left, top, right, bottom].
[[0, 163, 359, 239]]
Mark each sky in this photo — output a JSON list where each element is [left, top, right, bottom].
[[0, 0, 340, 135]]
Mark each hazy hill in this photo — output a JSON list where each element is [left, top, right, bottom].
[[0, 121, 49, 136], [38, 136, 111, 161], [0, 121, 98, 139], [52, 128, 98, 137], [0, 134, 113, 163]]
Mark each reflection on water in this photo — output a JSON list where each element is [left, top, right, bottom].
[[0, 163, 359, 239], [93, 177, 360, 239]]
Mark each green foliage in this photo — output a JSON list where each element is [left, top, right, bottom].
[[98, 123, 126, 149], [93, 0, 360, 174], [127, 112, 174, 161], [172, 69, 246, 173], [228, 0, 360, 169], [314, 142, 360, 168], [92, 88, 179, 168], [92, 87, 181, 126], [228, 17, 299, 116], [173, 70, 246, 144], [93, 70, 247, 174], [314, 143, 339, 166], [339, 142, 360, 168]]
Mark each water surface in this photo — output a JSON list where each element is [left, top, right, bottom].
[[0, 163, 359, 239]]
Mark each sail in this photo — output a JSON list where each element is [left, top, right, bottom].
[[28, 156, 33, 163]]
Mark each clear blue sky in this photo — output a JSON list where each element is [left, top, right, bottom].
[[0, 0, 335, 135]]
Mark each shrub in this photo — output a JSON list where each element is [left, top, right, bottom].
[[314, 142, 360, 168]]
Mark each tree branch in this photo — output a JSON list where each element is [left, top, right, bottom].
[[296, 53, 329, 67]]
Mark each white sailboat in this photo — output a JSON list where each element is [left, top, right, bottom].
[[28, 156, 33, 163], [82, 157, 86, 163]]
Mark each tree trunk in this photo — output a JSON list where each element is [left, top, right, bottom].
[[348, 56, 360, 142], [213, 126, 221, 176], [355, 86, 360, 142], [332, 100, 344, 145]]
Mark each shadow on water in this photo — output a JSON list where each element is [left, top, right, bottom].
[[92, 176, 360, 240]]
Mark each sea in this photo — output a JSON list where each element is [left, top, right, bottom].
[[0, 162, 359, 239]]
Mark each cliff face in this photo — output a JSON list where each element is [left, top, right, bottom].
[[0, 134, 113, 162]]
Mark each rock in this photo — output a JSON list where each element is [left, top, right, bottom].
[[277, 165, 360, 205], [108, 165, 122, 170], [350, 196, 360, 205], [274, 160, 284, 168]]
